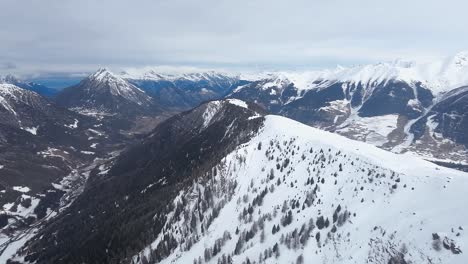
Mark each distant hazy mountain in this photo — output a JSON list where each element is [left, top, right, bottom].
[[0, 74, 58, 97], [120, 69, 245, 109]]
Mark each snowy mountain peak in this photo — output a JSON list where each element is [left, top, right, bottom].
[[118, 67, 239, 83], [0, 74, 57, 97], [88, 68, 121, 83], [199, 99, 262, 129], [0, 83, 18, 90], [55, 68, 155, 114], [84, 68, 149, 100], [0, 83, 47, 121], [0, 83, 34, 97]]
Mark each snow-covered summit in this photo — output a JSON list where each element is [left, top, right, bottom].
[[0, 83, 77, 130], [0, 75, 57, 97], [0, 83, 40, 105], [87, 68, 141, 91], [119, 67, 238, 82], [83, 68, 151, 105], [55, 68, 156, 115], [0, 83, 24, 93], [88, 67, 118, 82], [0, 83, 27, 115]]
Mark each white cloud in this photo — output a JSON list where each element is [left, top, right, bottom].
[[0, 0, 467, 76]]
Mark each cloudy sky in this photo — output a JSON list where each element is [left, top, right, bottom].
[[1, 0, 467, 77]]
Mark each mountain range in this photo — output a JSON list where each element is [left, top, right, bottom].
[[228, 52, 468, 165], [0, 75, 58, 98], [3, 99, 466, 264], [0, 52, 467, 263]]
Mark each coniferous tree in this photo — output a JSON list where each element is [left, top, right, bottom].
[[316, 216, 325, 229], [281, 210, 293, 226], [273, 243, 280, 258], [296, 254, 304, 264]]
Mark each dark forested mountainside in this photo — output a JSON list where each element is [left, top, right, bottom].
[[19, 100, 265, 263]]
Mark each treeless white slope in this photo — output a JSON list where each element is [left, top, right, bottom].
[[135, 115, 468, 264]]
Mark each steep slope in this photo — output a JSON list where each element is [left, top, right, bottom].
[[13, 99, 265, 264], [121, 69, 244, 109], [230, 63, 439, 128], [408, 86, 468, 165], [56, 68, 157, 117], [0, 84, 77, 131], [0, 75, 58, 98], [135, 115, 467, 264], [0, 83, 109, 193], [0, 84, 130, 259], [8, 100, 467, 264]]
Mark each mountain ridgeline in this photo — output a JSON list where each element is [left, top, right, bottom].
[[19, 100, 266, 263], [10, 99, 468, 264], [0, 75, 58, 97], [0, 52, 467, 264], [226, 53, 468, 164], [123, 71, 245, 109]]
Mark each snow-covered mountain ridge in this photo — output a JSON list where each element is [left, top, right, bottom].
[[0, 82, 149, 263], [118, 67, 243, 109], [86, 68, 151, 105], [3, 99, 467, 263], [0, 83, 60, 128], [0, 75, 57, 97], [119, 67, 238, 83], [131, 112, 467, 264], [226, 52, 468, 165], [234, 51, 468, 96], [0, 84, 35, 116]]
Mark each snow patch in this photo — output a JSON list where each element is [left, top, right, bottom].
[[226, 99, 248, 109], [22, 126, 38, 135], [202, 101, 222, 128], [12, 186, 30, 193], [65, 119, 79, 129], [338, 115, 398, 146]]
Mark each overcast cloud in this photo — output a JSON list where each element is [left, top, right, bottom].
[[1, 0, 467, 76]]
